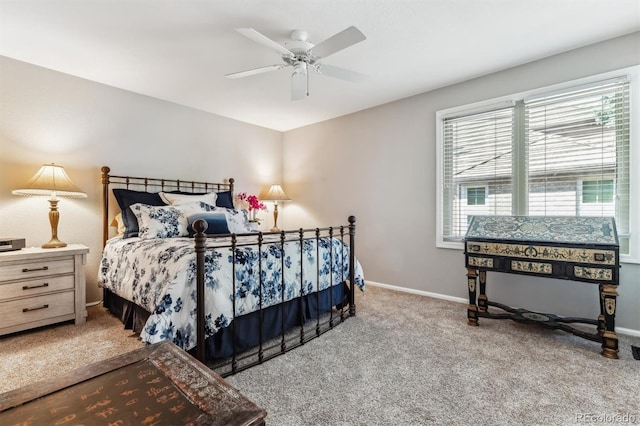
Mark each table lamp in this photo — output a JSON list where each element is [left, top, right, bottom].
[[262, 184, 290, 232], [12, 163, 87, 248]]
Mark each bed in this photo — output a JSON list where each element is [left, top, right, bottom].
[[99, 166, 364, 376]]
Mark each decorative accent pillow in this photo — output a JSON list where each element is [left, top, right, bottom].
[[113, 189, 167, 238], [159, 191, 217, 207], [214, 207, 254, 233], [130, 203, 189, 239], [187, 212, 230, 237], [215, 190, 234, 209]]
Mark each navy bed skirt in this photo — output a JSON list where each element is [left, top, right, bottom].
[[103, 282, 351, 360]]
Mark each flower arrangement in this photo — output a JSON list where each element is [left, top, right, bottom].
[[237, 192, 267, 222]]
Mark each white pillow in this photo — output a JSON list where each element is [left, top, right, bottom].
[[160, 191, 217, 206], [130, 203, 189, 239]]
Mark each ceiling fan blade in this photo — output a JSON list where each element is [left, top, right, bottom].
[[291, 71, 307, 101], [310, 26, 366, 59], [225, 64, 286, 79], [236, 28, 294, 56], [315, 64, 365, 82]]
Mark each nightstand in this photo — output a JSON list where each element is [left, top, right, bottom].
[[0, 244, 89, 336]]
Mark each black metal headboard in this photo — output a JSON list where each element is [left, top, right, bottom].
[[101, 166, 234, 246]]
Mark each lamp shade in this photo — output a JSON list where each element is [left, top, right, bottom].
[[262, 184, 290, 232], [12, 163, 86, 248], [262, 184, 290, 202], [12, 163, 87, 198]]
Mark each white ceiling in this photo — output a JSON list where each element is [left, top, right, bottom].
[[1, 1, 639, 131]]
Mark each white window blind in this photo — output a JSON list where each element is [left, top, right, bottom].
[[525, 78, 630, 253], [442, 107, 514, 241], [440, 77, 631, 254]]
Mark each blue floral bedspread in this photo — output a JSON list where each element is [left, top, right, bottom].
[[99, 235, 364, 351]]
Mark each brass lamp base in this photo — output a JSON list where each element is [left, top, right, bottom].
[[42, 198, 67, 249], [270, 203, 281, 233], [42, 237, 67, 249]]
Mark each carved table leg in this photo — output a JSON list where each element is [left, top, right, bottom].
[[597, 284, 605, 336], [600, 284, 619, 359], [467, 268, 478, 326], [478, 270, 488, 313]]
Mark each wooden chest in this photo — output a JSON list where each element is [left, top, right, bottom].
[[0, 341, 267, 425]]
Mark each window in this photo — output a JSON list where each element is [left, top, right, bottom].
[[582, 179, 614, 204], [466, 187, 486, 205], [437, 68, 637, 260], [441, 107, 514, 238]]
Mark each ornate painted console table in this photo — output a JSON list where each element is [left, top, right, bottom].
[[464, 216, 620, 359]]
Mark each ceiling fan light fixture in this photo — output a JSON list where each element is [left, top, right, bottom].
[[293, 62, 307, 76]]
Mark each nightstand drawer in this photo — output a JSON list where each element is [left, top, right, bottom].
[[0, 244, 89, 333], [0, 275, 75, 301], [0, 258, 74, 282], [0, 291, 75, 331]]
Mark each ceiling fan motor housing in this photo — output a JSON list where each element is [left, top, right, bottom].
[[284, 30, 315, 66], [289, 30, 308, 42]]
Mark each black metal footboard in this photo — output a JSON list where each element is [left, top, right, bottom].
[[193, 216, 357, 377]]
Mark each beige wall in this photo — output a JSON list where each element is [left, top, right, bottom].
[[0, 56, 283, 303], [283, 32, 640, 333]]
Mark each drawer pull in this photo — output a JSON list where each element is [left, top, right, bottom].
[[23, 304, 49, 313], [22, 283, 49, 290], [22, 266, 49, 273]]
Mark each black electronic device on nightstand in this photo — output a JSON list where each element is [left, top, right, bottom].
[[0, 238, 25, 252]]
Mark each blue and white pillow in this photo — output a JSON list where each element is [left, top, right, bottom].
[[178, 201, 215, 216], [214, 207, 254, 233], [130, 202, 214, 239], [130, 203, 187, 239]]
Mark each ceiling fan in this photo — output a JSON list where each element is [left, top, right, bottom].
[[225, 26, 366, 100]]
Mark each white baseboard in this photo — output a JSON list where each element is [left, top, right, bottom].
[[365, 280, 640, 338], [366, 280, 467, 304], [619, 327, 640, 338]]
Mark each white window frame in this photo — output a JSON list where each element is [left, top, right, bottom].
[[436, 66, 640, 264]]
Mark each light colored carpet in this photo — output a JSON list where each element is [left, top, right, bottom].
[[0, 303, 145, 393], [225, 286, 640, 425], [1, 286, 639, 425]]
